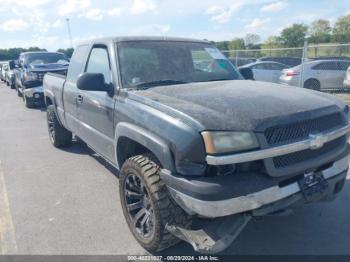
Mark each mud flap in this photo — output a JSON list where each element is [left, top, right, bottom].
[[166, 214, 251, 254]]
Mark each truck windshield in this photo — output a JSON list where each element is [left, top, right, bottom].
[[117, 41, 242, 89], [25, 53, 68, 65]]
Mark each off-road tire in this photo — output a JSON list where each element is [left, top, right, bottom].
[[46, 105, 72, 147], [304, 79, 320, 91], [119, 155, 192, 252]]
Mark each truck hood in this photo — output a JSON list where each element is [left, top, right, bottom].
[[132, 80, 346, 131], [28, 62, 69, 72]]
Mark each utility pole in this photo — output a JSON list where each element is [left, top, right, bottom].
[[66, 18, 73, 49]]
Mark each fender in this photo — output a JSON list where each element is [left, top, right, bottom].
[[114, 122, 175, 172], [44, 89, 65, 127]]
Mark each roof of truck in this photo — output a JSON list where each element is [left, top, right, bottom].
[[78, 36, 211, 45]]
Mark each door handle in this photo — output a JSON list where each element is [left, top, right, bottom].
[[76, 95, 83, 104]]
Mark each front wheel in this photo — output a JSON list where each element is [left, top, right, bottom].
[[119, 155, 192, 252], [23, 94, 35, 108], [46, 105, 72, 147]]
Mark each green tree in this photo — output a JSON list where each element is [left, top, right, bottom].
[[261, 36, 283, 49], [332, 14, 350, 43], [280, 23, 308, 47], [0, 47, 46, 61], [244, 34, 261, 49], [57, 48, 74, 58], [228, 38, 245, 50], [214, 41, 230, 50], [309, 19, 331, 43]]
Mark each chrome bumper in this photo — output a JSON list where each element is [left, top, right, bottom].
[[23, 85, 43, 98], [168, 155, 349, 218], [207, 124, 350, 165]]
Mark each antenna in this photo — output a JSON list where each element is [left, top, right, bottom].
[[66, 18, 73, 48]]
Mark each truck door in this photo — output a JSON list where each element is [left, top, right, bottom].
[[63, 44, 89, 132], [76, 45, 115, 162]]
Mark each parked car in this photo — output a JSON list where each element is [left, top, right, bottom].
[[239, 61, 289, 83], [14, 51, 69, 108], [4, 60, 16, 89], [344, 65, 350, 89], [310, 56, 350, 61], [229, 57, 257, 67], [280, 60, 350, 90], [0, 61, 8, 82], [44, 36, 350, 254], [258, 56, 302, 67], [0, 61, 7, 82]]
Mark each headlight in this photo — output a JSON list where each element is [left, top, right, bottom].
[[202, 131, 258, 154], [24, 72, 38, 81]]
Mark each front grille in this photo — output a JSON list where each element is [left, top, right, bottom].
[[273, 136, 345, 169], [264, 113, 344, 145]]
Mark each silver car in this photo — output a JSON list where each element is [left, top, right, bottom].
[[239, 61, 289, 83], [343, 66, 350, 89], [280, 59, 350, 90]]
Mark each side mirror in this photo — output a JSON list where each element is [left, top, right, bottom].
[[239, 67, 255, 80], [77, 73, 113, 92]]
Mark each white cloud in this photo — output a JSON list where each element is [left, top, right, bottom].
[[130, 0, 157, 15], [245, 18, 271, 29], [260, 1, 288, 12], [129, 24, 171, 35], [206, 2, 244, 23], [58, 0, 91, 16], [52, 19, 64, 28], [0, 0, 54, 9], [107, 8, 122, 17], [81, 8, 104, 20], [0, 19, 29, 31]]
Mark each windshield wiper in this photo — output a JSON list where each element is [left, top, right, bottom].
[[135, 79, 189, 89]]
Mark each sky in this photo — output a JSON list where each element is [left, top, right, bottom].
[[0, 0, 349, 51]]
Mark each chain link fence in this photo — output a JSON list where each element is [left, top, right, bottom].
[[222, 43, 350, 95]]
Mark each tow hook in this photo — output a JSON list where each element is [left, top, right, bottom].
[[166, 214, 251, 254]]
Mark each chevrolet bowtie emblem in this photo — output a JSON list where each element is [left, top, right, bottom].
[[309, 133, 326, 150]]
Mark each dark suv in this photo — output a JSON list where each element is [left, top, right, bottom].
[[14, 51, 69, 108]]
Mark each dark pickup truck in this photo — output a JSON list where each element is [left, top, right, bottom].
[[15, 51, 69, 108], [43, 37, 350, 254]]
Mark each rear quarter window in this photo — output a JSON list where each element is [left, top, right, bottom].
[[66, 45, 89, 82]]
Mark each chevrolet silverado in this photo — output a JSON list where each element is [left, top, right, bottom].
[[43, 37, 350, 254]]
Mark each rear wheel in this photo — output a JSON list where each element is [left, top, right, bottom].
[[119, 155, 192, 252], [47, 105, 72, 147], [304, 79, 320, 91]]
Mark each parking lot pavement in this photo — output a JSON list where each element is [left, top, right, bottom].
[[0, 81, 350, 255]]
